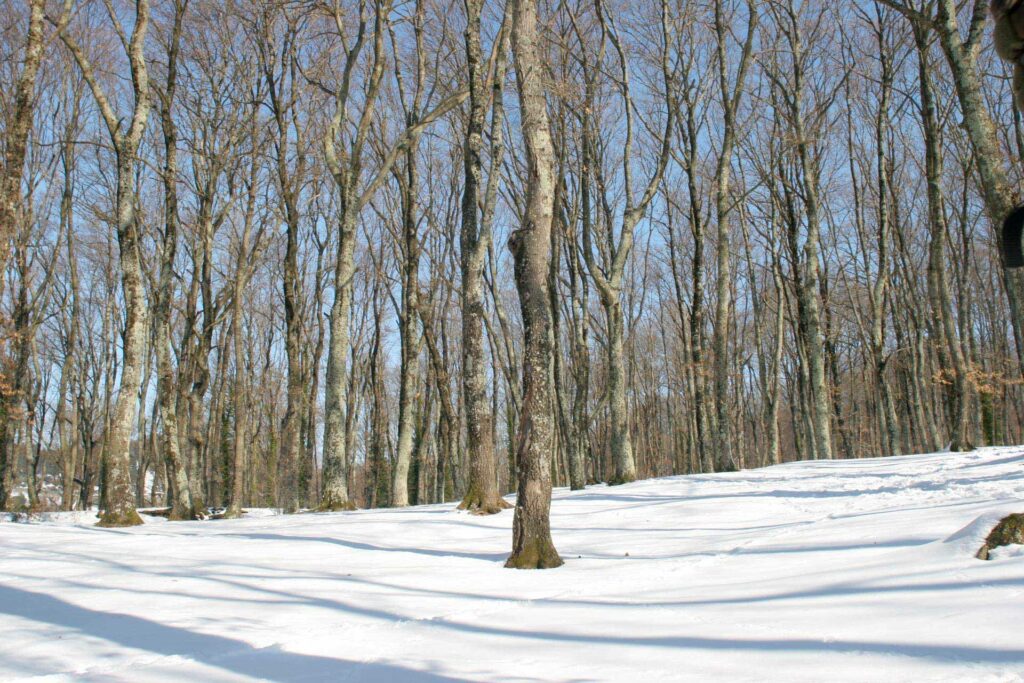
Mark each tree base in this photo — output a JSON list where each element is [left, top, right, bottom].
[[977, 513, 1024, 560], [317, 499, 357, 512], [168, 506, 199, 521], [505, 539, 564, 569], [457, 491, 512, 515], [220, 507, 245, 520], [96, 509, 144, 527], [606, 473, 636, 486]]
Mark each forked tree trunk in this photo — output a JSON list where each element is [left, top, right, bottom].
[[579, 0, 672, 484], [320, 0, 467, 510], [56, 0, 152, 527]]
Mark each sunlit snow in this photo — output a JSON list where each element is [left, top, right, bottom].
[[2, 447, 1023, 681]]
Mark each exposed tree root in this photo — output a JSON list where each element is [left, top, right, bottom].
[[96, 509, 144, 527], [505, 538, 564, 569], [317, 499, 358, 512], [458, 490, 512, 515]]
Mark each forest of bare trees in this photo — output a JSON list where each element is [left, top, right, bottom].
[[2, 0, 1024, 565]]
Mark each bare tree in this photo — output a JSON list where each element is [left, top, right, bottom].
[[54, 0, 152, 526], [458, 0, 512, 513], [505, 0, 562, 569]]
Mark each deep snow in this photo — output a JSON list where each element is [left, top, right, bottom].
[[1, 448, 1023, 682]]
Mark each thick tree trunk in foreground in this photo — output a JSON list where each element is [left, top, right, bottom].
[[505, 0, 562, 570]]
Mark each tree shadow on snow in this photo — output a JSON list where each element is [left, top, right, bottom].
[[5, 565, 1024, 675], [0, 584, 468, 682], [218, 531, 508, 562]]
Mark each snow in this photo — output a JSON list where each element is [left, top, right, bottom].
[[1, 448, 1023, 682]]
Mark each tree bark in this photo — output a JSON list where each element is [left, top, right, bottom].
[[154, 0, 195, 520], [505, 0, 562, 570], [458, 0, 511, 514]]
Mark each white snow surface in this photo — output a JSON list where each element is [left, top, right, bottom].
[[2, 447, 1024, 682]]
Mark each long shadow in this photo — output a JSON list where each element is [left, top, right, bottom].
[[945, 473, 1024, 487], [551, 521, 809, 535], [562, 488, 898, 507], [566, 536, 935, 561], [7, 577, 1023, 671], [20, 541, 1024, 616], [220, 532, 508, 562], [0, 584, 468, 682], [957, 453, 1024, 470], [8, 544, 1024, 671], [566, 474, 1024, 508], [186, 567, 1024, 621]]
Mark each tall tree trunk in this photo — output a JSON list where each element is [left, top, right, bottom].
[[320, 215, 357, 510], [604, 301, 635, 483], [505, 0, 562, 570], [56, 0, 152, 526], [458, 0, 510, 513], [225, 155, 262, 518], [869, 20, 899, 457], [391, 145, 423, 508], [710, 0, 757, 473], [154, 0, 195, 520], [280, 200, 303, 512], [0, 0, 45, 510], [914, 21, 972, 451], [0, 0, 45, 301]]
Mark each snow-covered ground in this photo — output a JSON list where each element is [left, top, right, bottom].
[[2, 448, 1023, 682]]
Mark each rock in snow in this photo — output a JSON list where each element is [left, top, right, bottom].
[[1, 447, 1023, 681]]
